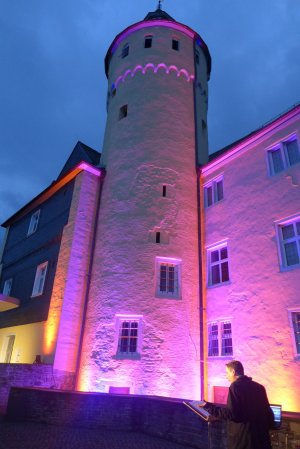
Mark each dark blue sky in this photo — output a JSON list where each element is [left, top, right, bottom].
[[1, 0, 300, 241]]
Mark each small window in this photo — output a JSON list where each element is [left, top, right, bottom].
[[156, 257, 181, 299], [267, 136, 300, 176], [121, 43, 129, 58], [32, 262, 48, 297], [111, 84, 116, 97], [208, 321, 233, 357], [115, 315, 142, 357], [144, 36, 152, 48], [162, 185, 167, 197], [289, 310, 300, 355], [204, 177, 224, 207], [202, 120, 207, 131], [156, 232, 161, 243], [195, 51, 199, 64], [2, 278, 13, 296], [119, 105, 128, 120], [207, 243, 230, 286], [172, 39, 179, 51], [28, 209, 40, 236], [276, 217, 300, 269]]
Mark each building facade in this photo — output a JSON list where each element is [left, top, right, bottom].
[[0, 7, 299, 412]]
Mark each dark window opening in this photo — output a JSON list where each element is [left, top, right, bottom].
[[122, 44, 129, 58], [156, 232, 161, 243], [195, 52, 199, 64], [144, 36, 152, 48], [202, 119, 207, 130], [119, 105, 128, 120], [172, 39, 179, 51], [162, 185, 167, 197]]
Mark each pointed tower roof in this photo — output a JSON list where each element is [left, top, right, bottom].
[[144, 5, 175, 22]]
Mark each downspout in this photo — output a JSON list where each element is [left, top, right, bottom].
[[73, 168, 106, 390], [193, 39, 206, 399]]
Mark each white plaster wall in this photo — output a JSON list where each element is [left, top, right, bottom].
[[203, 112, 300, 412], [79, 24, 209, 399]]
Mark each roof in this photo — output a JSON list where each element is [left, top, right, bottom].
[[205, 102, 300, 167], [144, 7, 175, 22], [58, 141, 101, 179]]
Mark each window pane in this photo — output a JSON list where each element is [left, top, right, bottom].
[[211, 265, 220, 284], [122, 44, 129, 58], [211, 250, 219, 263], [292, 312, 300, 354], [208, 323, 219, 356], [168, 266, 175, 293], [296, 221, 300, 236], [284, 242, 300, 266], [220, 247, 228, 260], [221, 262, 229, 282], [282, 224, 295, 240], [270, 149, 284, 174], [286, 140, 300, 166], [160, 265, 167, 292], [206, 186, 213, 207], [216, 180, 224, 201]]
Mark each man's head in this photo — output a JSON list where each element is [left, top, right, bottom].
[[225, 360, 244, 383]]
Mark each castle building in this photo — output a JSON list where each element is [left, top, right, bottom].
[[0, 6, 299, 412]]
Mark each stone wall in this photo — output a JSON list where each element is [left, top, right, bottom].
[[5, 387, 300, 449], [0, 364, 74, 414]]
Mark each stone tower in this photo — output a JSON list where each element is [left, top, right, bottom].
[[77, 6, 211, 399]]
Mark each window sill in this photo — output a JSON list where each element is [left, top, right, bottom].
[[155, 293, 181, 300], [207, 281, 231, 289], [114, 352, 141, 361]]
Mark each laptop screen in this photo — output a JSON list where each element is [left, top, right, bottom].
[[270, 404, 282, 429]]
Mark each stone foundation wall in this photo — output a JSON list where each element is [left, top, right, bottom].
[[4, 386, 300, 449], [0, 364, 74, 413]]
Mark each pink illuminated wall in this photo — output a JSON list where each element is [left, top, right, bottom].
[[202, 106, 300, 412]]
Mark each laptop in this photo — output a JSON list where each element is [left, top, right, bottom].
[[270, 404, 282, 429]]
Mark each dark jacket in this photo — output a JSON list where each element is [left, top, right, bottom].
[[204, 376, 274, 449]]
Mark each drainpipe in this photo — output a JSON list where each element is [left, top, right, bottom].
[[73, 168, 106, 390]]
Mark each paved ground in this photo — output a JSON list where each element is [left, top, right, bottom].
[[0, 418, 193, 449]]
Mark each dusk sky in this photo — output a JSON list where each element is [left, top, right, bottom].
[[1, 0, 300, 241]]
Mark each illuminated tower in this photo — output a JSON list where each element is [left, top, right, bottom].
[[78, 5, 211, 399]]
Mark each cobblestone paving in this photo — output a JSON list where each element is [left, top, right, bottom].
[[0, 419, 193, 449]]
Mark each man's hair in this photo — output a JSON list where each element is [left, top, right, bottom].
[[226, 360, 244, 376]]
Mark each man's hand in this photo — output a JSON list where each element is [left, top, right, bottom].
[[195, 400, 207, 408]]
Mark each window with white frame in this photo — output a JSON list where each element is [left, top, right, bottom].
[[276, 217, 300, 269], [32, 262, 48, 296], [207, 243, 230, 286], [267, 136, 300, 176], [2, 278, 13, 296], [204, 177, 224, 207], [27, 209, 40, 236], [156, 257, 181, 298], [289, 310, 300, 355], [208, 320, 233, 357], [115, 315, 142, 356]]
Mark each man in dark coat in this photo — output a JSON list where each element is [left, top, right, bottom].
[[202, 361, 274, 449]]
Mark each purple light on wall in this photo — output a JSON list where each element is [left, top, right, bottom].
[[114, 63, 194, 89]]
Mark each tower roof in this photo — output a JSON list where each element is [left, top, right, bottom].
[[144, 6, 175, 22]]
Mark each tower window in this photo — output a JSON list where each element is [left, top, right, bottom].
[[156, 257, 181, 299], [195, 51, 200, 64], [115, 314, 143, 358], [144, 36, 152, 48], [121, 43, 129, 58], [156, 232, 161, 243], [119, 105, 128, 120], [162, 185, 167, 197], [172, 39, 179, 51]]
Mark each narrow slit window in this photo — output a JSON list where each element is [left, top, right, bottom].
[[144, 36, 152, 48], [122, 43, 129, 58], [172, 39, 179, 51], [162, 185, 167, 197], [156, 232, 161, 243], [119, 105, 128, 120]]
